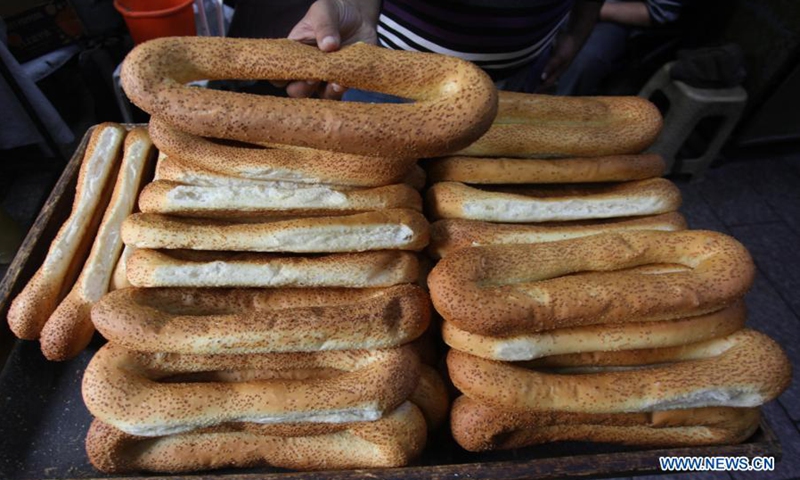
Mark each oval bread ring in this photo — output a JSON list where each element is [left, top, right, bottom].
[[450, 396, 760, 451], [409, 365, 450, 431], [427, 230, 754, 336], [443, 301, 746, 361], [82, 343, 421, 436], [86, 401, 427, 473], [154, 151, 428, 191], [148, 118, 418, 187], [125, 249, 421, 288], [92, 284, 430, 354], [521, 328, 788, 369], [109, 245, 135, 291], [426, 153, 666, 184], [428, 213, 687, 259], [427, 179, 682, 223], [448, 329, 791, 414], [138, 180, 422, 218], [7, 123, 126, 340], [40, 128, 156, 361], [122, 38, 497, 158], [121, 209, 430, 253], [456, 92, 662, 158], [85, 371, 445, 473]]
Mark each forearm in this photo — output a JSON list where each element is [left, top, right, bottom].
[[600, 2, 653, 27], [564, 0, 604, 46], [539, 0, 602, 88]]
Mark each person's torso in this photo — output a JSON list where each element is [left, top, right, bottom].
[[378, 0, 575, 80]]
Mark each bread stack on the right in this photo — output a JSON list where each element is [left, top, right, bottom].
[[426, 93, 792, 451], [425, 92, 687, 259]]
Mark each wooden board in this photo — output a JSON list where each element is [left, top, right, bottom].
[[0, 125, 783, 479]]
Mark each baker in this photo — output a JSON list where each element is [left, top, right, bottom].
[[286, 0, 606, 99]]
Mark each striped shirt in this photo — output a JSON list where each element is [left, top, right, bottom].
[[377, 0, 577, 80]]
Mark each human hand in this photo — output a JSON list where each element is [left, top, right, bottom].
[[539, 31, 581, 91], [285, 0, 379, 99], [539, 0, 601, 92]]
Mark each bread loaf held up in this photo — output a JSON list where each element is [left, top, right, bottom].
[[122, 38, 498, 158]]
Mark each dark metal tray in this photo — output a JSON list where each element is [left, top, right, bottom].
[[0, 125, 782, 479]]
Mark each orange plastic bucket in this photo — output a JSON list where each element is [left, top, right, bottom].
[[114, 0, 196, 44]]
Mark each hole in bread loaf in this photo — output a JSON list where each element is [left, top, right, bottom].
[[162, 367, 346, 383], [206, 137, 268, 149]]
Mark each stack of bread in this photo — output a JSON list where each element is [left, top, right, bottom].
[[425, 93, 792, 451], [79, 37, 499, 473], [7, 124, 156, 361], [425, 92, 687, 259]]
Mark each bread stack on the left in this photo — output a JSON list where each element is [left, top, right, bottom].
[[82, 130, 439, 473], [7, 124, 156, 361], [75, 36, 499, 474]]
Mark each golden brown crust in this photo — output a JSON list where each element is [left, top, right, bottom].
[[409, 365, 450, 431], [427, 230, 755, 336], [450, 396, 760, 451], [92, 285, 430, 354], [447, 329, 792, 414], [122, 38, 497, 158], [86, 401, 427, 473], [426, 179, 682, 222], [442, 301, 747, 361], [125, 249, 421, 288], [154, 152, 427, 191], [121, 209, 430, 253], [39, 128, 155, 361], [425, 154, 665, 184], [428, 213, 687, 259], [7, 123, 126, 340], [109, 245, 134, 291], [149, 118, 418, 187], [82, 343, 421, 436], [138, 180, 422, 218], [456, 92, 662, 158], [523, 328, 791, 369]]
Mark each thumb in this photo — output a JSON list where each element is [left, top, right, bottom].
[[288, 0, 342, 52], [539, 58, 562, 88]]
